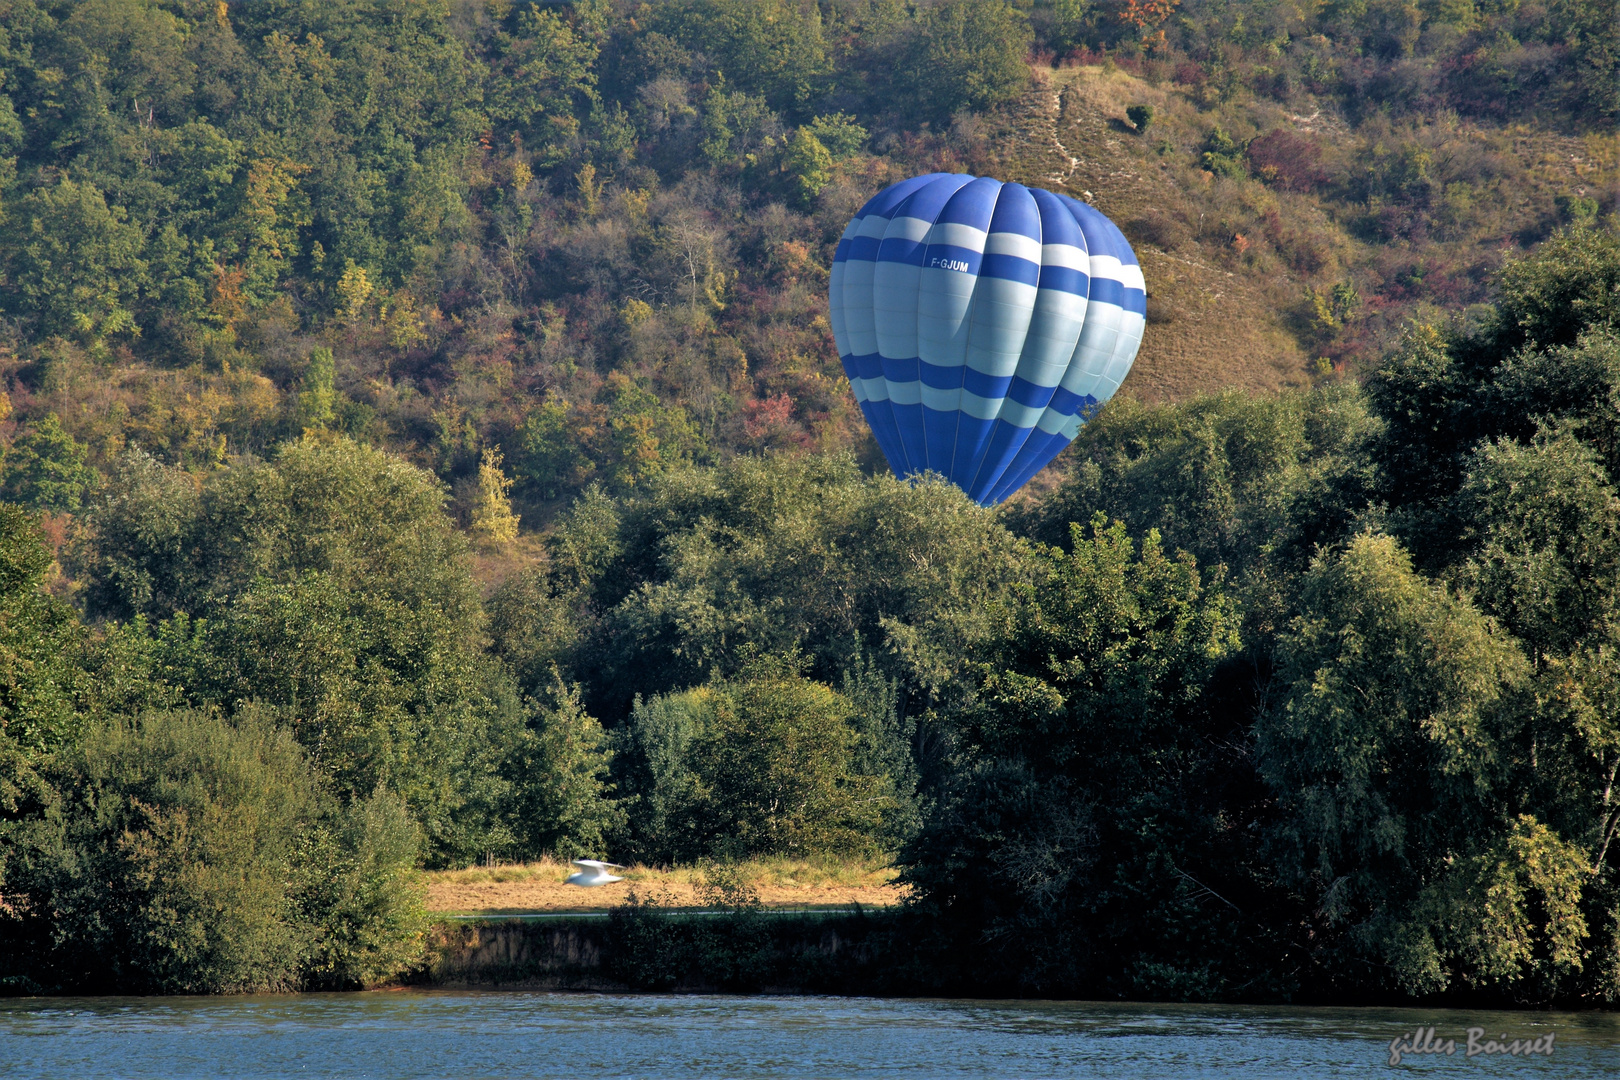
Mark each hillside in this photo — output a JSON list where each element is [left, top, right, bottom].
[[0, 1, 1613, 538], [980, 63, 1618, 407], [988, 67, 1311, 401]]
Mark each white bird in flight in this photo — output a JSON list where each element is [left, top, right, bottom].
[[565, 859, 625, 887]]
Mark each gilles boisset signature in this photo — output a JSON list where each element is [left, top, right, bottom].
[[1388, 1026, 1555, 1066]]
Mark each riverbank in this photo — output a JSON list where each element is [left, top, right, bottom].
[[421, 906, 912, 994], [422, 859, 907, 918]]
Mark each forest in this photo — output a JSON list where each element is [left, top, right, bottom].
[[1, 0, 1619, 1003]]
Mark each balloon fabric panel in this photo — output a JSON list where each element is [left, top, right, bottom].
[[830, 174, 1145, 506]]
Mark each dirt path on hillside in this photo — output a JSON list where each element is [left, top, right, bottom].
[[988, 68, 1310, 404]]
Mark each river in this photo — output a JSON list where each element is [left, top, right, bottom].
[[2, 992, 1615, 1077]]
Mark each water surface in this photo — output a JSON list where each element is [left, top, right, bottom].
[[2, 992, 1615, 1078]]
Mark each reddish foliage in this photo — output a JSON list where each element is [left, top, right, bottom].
[[1246, 130, 1328, 193], [36, 512, 71, 559], [742, 393, 809, 450], [1172, 60, 1206, 87]]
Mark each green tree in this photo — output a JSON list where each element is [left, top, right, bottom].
[[1048, 0, 1093, 52], [515, 397, 593, 501], [0, 504, 82, 778], [1015, 386, 1380, 639], [72, 448, 206, 624], [76, 437, 527, 865], [776, 127, 832, 209], [296, 347, 337, 430], [652, 0, 831, 115], [804, 112, 867, 157], [1486, 226, 1620, 355], [612, 687, 714, 863], [468, 447, 521, 544], [1255, 533, 1553, 995], [544, 453, 1032, 720], [508, 674, 620, 859], [901, 518, 1246, 995], [485, 1, 602, 169], [694, 657, 888, 858], [1456, 429, 1620, 662], [3, 178, 148, 341], [892, 0, 1033, 124], [0, 413, 97, 512]]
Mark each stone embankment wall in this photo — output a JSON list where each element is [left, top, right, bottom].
[[421, 909, 911, 993]]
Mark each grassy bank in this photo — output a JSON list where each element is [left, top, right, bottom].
[[421, 858, 908, 918]]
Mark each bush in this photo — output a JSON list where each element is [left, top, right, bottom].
[[1200, 126, 1246, 178], [613, 658, 892, 862], [1126, 103, 1153, 132], [1, 709, 426, 993], [1245, 130, 1328, 192]]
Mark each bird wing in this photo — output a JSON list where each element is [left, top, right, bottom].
[[573, 860, 607, 869]]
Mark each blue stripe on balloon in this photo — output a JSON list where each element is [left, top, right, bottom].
[[979, 253, 1040, 287], [987, 182, 1041, 238], [897, 175, 979, 234], [962, 367, 1013, 399], [849, 351, 885, 383], [967, 419, 1039, 501], [847, 235, 882, 262], [1037, 265, 1088, 295], [880, 354, 918, 384], [918, 359, 964, 390], [988, 394, 1099, 503], [1088, 278, 1124, 307], [1032, 187, 1083, 247], [876, 238, 928, 266], [1048, 386, 1088, 415], [985, 431, 1059, 504], [858, 400, 908, 477], [949, 416, 997, 488], [863, 173, 947, 221], [842, 351, 906, 474], [1122, 288, 1147, 315], [922, 404, 959, 474], [892, 400, 925, 475], [1006, 375, 1057, 410], [1004, 433, 1074, 502], [834, 237, 850, 265]]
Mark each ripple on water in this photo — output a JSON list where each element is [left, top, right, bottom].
[[0, 993, 1616, 1079]]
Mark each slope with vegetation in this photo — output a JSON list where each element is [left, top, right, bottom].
[[0, 0, 1618, 1002]]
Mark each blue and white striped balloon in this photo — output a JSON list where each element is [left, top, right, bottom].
[[829, 173, 1146, 505]]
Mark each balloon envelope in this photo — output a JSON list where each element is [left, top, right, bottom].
[[829, 174, 1145, 505]]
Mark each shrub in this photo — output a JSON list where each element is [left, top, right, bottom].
[[1246, 130, 1328, 192], [1200, 127, 1246, 178], [613, 657, 893, 862], [1126, 104, 1154, 132], [2, 709, 426, 993]]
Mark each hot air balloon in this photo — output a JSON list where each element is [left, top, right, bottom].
[[829, 174, 1145, 505]]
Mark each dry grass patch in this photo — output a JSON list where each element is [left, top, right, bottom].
[[422, 857, 908, 915]]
